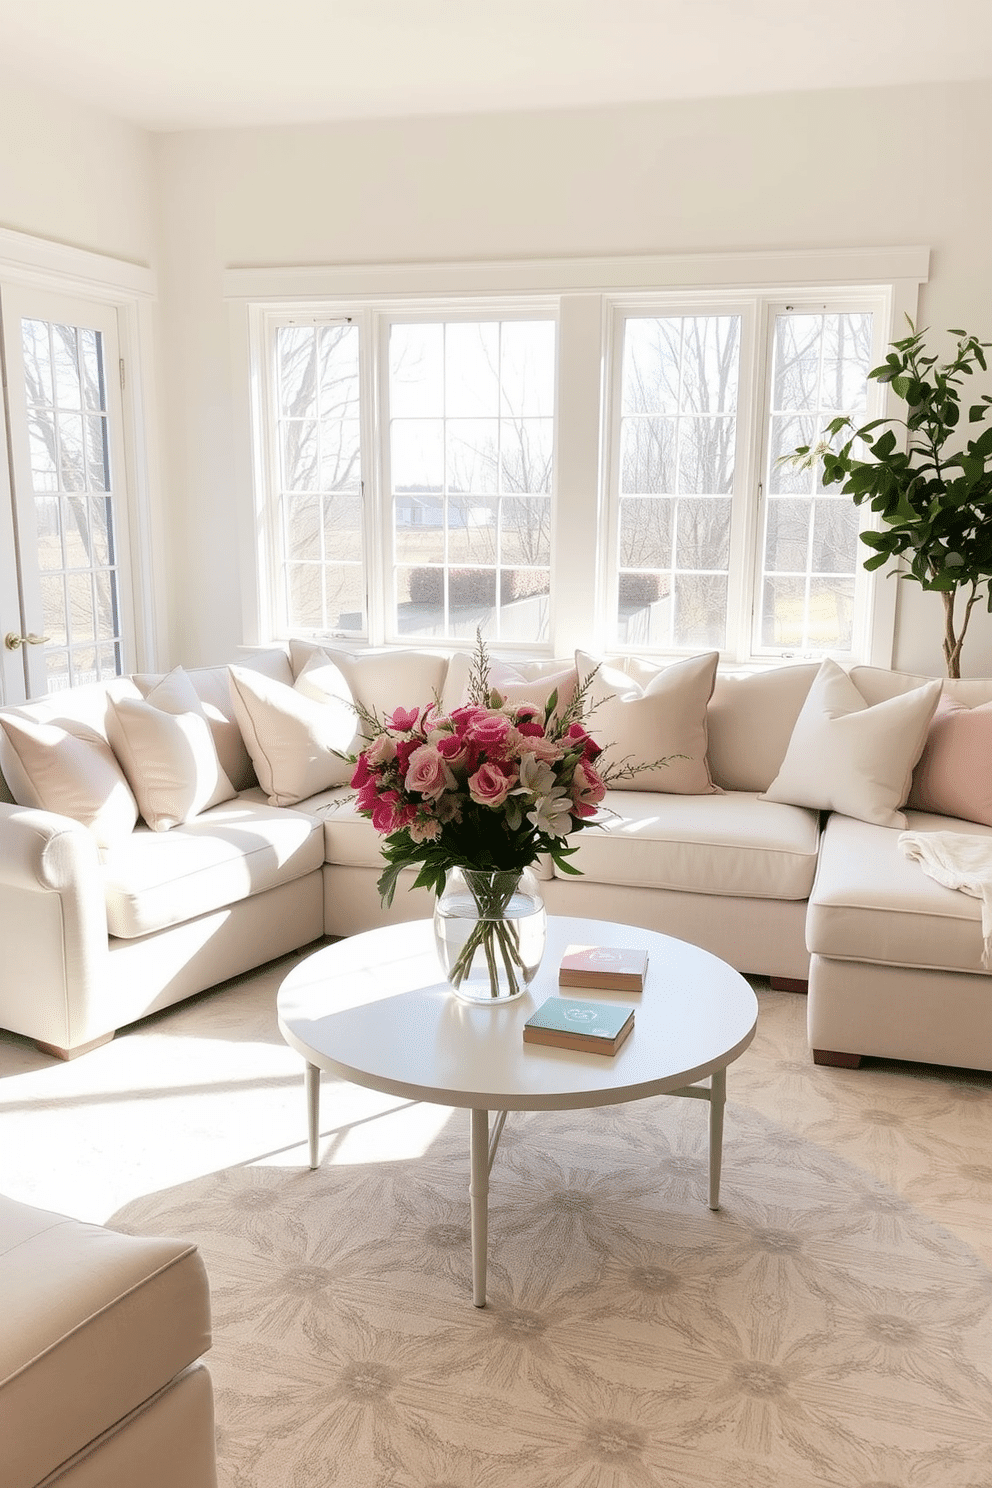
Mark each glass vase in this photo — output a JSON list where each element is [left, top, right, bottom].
[[433, 866, 547, 1003]]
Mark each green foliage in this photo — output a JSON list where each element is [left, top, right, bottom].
[[790, 320, 992, 676]]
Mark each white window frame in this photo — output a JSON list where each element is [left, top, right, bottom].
[[0, 226, 161, 673], [227, 246, 928, 666]]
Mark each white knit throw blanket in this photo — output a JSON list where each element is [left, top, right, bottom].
[[898, 831, 992, 970]]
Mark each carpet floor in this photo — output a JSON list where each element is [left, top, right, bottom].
[[1, 945, 991, 1488]]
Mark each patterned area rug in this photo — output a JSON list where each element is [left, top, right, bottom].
[[106, 985, 992, 1488]]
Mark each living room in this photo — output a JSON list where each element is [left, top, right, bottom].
[[1, 4, 991, 1485]]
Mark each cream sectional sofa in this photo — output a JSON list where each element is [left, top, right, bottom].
[[0, 642, 989, 1072]]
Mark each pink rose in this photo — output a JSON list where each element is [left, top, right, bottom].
[[568, 723, 602, 761], [363, 735, 397, 769], [466, 712, 512, 751], [436, 732, 467, 764], [371, 791, 403, 834], [468, 761, 514, 808], [404, 744, 455, 800], [571, 760, 607, 817]]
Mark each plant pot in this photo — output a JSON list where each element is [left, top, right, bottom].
[[433, 866, 547, 1003]]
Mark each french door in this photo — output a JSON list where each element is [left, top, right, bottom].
[[0, 287, 134, 704]]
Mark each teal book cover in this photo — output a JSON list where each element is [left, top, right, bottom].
[[524, 996, 634, 1041]]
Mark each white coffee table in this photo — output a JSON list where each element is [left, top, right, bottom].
[[277, 916, 758, 1306]]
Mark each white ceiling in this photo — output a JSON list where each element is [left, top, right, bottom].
[[1, 0, 990, 134]]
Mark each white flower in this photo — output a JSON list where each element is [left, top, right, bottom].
[[527, 784, 573, 838]]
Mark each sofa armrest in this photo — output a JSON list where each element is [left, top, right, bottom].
[[0, 803, 111, 1052]]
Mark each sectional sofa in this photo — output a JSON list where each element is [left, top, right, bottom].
[[0, 641, 989, 1072]]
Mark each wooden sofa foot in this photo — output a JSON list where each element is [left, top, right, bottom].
[[770, 977, 808, 993], [35, 1032, 115, 1061], [812, 1048, 862, 1068]]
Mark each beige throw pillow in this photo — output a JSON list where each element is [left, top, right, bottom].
[[108, 667, 237, 831], [228, 664, 355, 806], [0, 713, 138, 849], [440, 652, 578, 717], [575, 650, 721, 794], [761, 657, 942, 827]]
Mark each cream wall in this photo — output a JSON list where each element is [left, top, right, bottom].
[[150, 80, 990, 674], [0, 75, 153, 263]]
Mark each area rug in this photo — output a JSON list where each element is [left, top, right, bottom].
[[113, 1059, 992, 1488]]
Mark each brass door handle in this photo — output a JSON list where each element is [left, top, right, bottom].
[[4, 632, 50, 651]]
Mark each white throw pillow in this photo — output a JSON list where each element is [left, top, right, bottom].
[[108, 667, 237, 831], [0, 713, 138, 849], [289, 640, 448, 721], [228, 664, 355, 806], [761, 657, 942, 827], [575, 650, 721, 794], [440, 652, 578, 717]]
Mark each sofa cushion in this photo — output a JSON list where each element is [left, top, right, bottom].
[[762, 658, 941, 828], [707, 664, 819, 792], [556, 789, 820, 899], [228, 665, 355, 805], [108, 668, 237, 832], [906, 696, 992, 827], [0, 1195, 210, 1488], [576, 650, 721, 794], [807, 810, 992, 975], [102, 796, 323, 938], [0, 713, 138, 851]]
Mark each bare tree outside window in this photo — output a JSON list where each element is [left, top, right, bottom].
[[389, 319, 555, 642], [20, 318, 122, 688], [276, 323, 364, 634], [616, 315, 740, 648], [760, 312, 873, 653]]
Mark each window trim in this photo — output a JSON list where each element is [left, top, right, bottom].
[[228, 247, 928, 665]]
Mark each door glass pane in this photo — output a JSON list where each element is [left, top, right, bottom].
[[20, 318, 123, 688], [757, 311, 873, 655], [615, 314, 740, 649], [389, 318, 556, 642]]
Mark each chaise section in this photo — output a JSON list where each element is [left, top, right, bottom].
[[807, 810, 992, 1069]]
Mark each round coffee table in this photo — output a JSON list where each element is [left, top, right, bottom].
[[278, 916, 758, 1306]]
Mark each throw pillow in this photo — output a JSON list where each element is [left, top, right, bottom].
[[575, 649, 721, 794], [762, 657, 942, 827], [0, 713, 138, 849], [440, 652, 578, 717], [228, 664, 355, 806], [108, 667, 237, 831], [289, 640, 449, 721], [907, 695, 992, 827]]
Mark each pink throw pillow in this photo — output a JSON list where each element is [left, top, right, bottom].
[[907, 696, 992, 826]]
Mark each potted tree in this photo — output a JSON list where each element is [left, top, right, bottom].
[[792, 321, 992, 677]]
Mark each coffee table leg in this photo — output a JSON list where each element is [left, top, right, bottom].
[[306, 1063, 320, 1170], [708, 1066, 726, 1209], [469, 1108, 489, 1307]]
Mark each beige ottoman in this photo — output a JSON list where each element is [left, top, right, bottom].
[[0, 1195, 216, 1488]]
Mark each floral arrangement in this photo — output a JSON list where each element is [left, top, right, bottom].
[[353, 641, 608, 903], [348, 638, 675, 996]]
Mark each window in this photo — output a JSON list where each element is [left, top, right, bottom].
[[237, 249, 925, 664], [388, 318, 555, 643]]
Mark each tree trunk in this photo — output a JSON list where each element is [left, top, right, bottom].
[[942, 590, 963, 678]]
